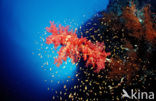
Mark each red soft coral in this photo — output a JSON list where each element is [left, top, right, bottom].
[[46, 21, 111, 72]]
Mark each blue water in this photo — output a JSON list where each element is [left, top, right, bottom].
[[0, 0, 109, 100]]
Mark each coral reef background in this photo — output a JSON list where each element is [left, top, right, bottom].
[[1, 0, 155, 101]]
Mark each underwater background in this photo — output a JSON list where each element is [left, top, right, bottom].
[[0, 0, 109, 101], [0, 0, 156, 101]]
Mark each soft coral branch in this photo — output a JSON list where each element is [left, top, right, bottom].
[[46, 21, 111, 72], [122, 2, 156, 41], [144, 6, 156, 41], [122, 2, 142, 38]]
